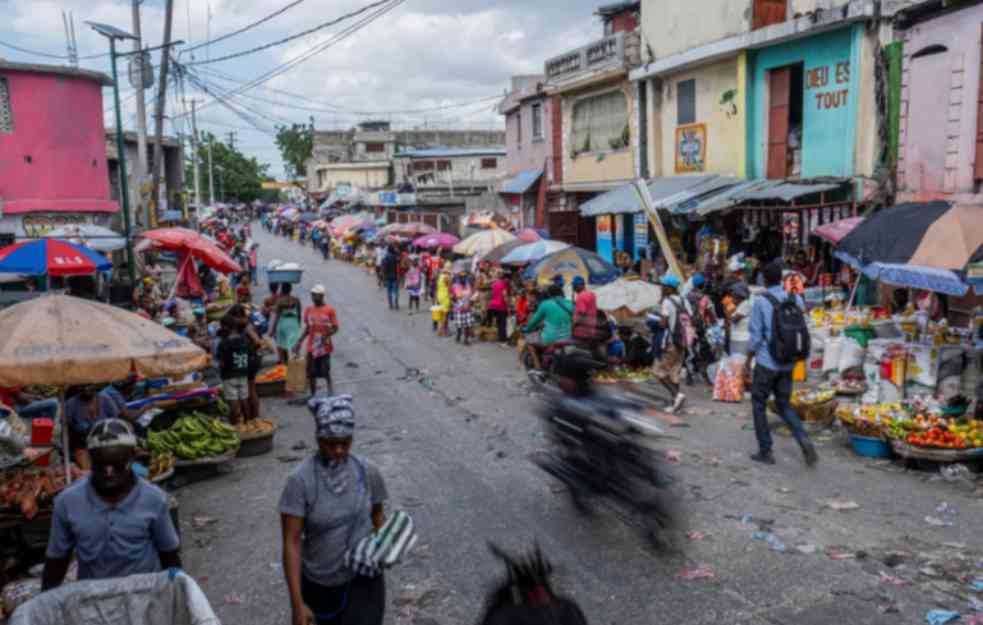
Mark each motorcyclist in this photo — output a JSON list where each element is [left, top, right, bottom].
[[522, 278, 574, 370]]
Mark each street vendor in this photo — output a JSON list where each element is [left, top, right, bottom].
[[42, 419, 181, 590], [66, 385, 122, 469], [188, 306, 211, 351], [0, 386, 59, 421]]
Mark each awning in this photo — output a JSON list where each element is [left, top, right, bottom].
[[690, 179, 851, 216], [501, 169, 542, 194], [578, 175, 723, 217]]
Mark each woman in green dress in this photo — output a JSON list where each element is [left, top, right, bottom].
[[272, 282, 302, 364]]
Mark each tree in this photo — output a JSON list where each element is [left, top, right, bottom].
[[185, 132, 271, 203], [275, 122, 313, 181]]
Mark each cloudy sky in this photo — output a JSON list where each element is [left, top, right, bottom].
[[1, 0, 608, 177]]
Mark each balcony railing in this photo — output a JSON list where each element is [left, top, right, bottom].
[[545, 31, 634, 85]]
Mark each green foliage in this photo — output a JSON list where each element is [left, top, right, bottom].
[[275, 123, 313, 180], [184, 132, 270, 203]]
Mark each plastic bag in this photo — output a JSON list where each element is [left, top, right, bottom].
[[713, 355, 745, 402], [9, 571, 219, 625], [286, 356, 307, 394]]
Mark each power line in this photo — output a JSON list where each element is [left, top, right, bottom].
[[182, 0, 310, 53], [0, 39, 108, 60], [185, 0, 393, 66]]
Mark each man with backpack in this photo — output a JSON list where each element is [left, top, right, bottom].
[[654, 275, 688, 413], [745, 262, 818, 466]]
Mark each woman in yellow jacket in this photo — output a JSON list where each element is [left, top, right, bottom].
[[435, 265, 452, 337]]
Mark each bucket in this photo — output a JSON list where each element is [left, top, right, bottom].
[[850, 434, 893, 459]]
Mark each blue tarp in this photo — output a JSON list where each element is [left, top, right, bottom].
[[502, 169, 543, 194]]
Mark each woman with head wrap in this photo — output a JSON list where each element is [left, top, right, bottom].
[[280, 395, 388, 625]]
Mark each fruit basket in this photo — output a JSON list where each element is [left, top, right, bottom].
[[889, 438, 983, 462], [235, 419, 277, 458], [770, 388, 838, 425]]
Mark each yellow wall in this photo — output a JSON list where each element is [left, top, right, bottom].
[[657, 57, 744, 177], [562, 80, 637, 184]]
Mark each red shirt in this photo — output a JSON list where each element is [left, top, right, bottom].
[[0, 386, 21, 409], [304, 304, 339, 357]]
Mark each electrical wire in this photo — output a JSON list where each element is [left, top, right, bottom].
[[182, 0, 310, 53], [184, 0, 393, 65], [0, 39, 108, 60]]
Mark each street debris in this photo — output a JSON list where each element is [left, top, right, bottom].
[[686, 531, 707, 541], [277, 454, 302, 463], [795, 544, 818, 555], [925, 516, 953, 527], [345, 361, 359, 368], [878, 571, 910, 587], [752, 531, 785, 553], [678, 564, 716, 581], [665, 450, 681, 463], [223, 594, 243, 605], [191, 516, 217, 530], [926, 609, 959, 625], [826, 546, 858, 560], [291, 440, 307, 451], [822, 499, 860, 511]]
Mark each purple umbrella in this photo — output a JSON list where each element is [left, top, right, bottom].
[[413, 232, 460, 249]]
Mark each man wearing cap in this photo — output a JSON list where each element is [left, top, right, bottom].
[[294, 285, 339, 397], [654, 275, 687, 413], [42, 419, 181, 590]]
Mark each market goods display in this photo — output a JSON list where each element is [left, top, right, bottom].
[[236, 418, 276, 437], [255, 365, 286, 383], [0, 466, 86, 520], [905, 421, 983, 450], [145, 413, 240, 460], [792, 388, 835, 405], [148, 452, 176, 482], [594, 368, 656, 384]]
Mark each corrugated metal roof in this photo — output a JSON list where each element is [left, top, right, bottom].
[[501, 169, 542, 194], [664, 176, 743, 214], [737, 180, 846, 202], [579, 175, 721, 217], [395, 147, 506, 159]]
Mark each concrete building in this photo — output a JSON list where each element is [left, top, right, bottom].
[[499, 74, 554, 228], [543, 1, 642, 252], [0, 60, 117, 245], [392, 147, 505, 192], [105, 131, 184, 223]]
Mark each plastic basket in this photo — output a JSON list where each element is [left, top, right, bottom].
[[850, 435, 893, 459], [266, 268, 303, 283]]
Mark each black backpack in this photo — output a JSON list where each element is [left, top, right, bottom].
[[762, 293, 810, 364]]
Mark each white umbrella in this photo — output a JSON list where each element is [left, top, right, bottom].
[[46, 224, 126, 252], [500, 240, 570, 265], [594, 278, 663, 319]]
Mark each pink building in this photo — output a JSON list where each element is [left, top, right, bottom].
[[896, 3, 983, 204], [0, 61, 118, 244], [499, 75, 554, 228]]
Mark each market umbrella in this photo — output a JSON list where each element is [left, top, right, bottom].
[[413, 233, 460, 249], [515, 228, 543, 243], [0, 294, 208, 481], [522, 247, 620, 287], [594, 278, 663, 322], [0, 239, 112, 276], [482, 239, 529, 263], [500, 240, 571, 265], [380, 222, 436, 237], [453, 228, 516, 257], [141, 228, 242, 274], [835, 202, 983, 295], [297, 212, 320, 223], [813, 217, 863, 245], [45, 224, 127, 253]]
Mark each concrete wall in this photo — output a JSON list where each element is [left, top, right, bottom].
[[641, 0, 751, 59], [657, 56, 745, 177], [313, 163, 391, 192], [0, 68, 114, 212], [503, 96, 553, 177], [897, 3, 983, 202], [748, 25, 860, 178], [562, 81, 637, 184], [393, 154, 504, 187]]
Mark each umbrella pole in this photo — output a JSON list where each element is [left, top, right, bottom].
[[847, 269, 862, 310], [60, 387, 72, 485]]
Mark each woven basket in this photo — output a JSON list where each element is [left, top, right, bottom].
[[889, 438, 983, 462], [770, 398, 838, 425]]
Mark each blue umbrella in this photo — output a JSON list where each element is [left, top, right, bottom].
[[522, 247, 620, 287], [500, 240, 570, 265]]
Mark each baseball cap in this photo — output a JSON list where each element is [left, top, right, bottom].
[[692, 273, 706, 287], [311, 284, 326, 295], [660, 274, 681, 289], [572, 276, 586, 288], [87, 418, 138, 450]]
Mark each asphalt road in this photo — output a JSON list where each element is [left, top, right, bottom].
[[176, 225, 983, 625]]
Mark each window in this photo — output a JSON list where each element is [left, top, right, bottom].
[[677, 79, 696, 126], [571, 90, 629, 153], [364, 142, 385, 153], [437, 160, 452, 171], [413, 160, 435, 172], [515, 111, 522, 145], [0, 77, 13, 134], [753, 0, 787, 30], [481, 158, 498, 170], [532, 103, 543, 140]]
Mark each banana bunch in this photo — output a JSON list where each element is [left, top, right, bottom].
[[146, 412, 240, 460]]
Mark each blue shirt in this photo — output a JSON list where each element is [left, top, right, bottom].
[[46, 476, 180, 581], [748, 285, 805, 373]]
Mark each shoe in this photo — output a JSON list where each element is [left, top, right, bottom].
[[671, 393, 686, 413], [800, 440, 819, 467], [750, 451, 776, 465]]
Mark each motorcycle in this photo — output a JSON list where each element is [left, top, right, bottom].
[[529, 369, 679, 548]]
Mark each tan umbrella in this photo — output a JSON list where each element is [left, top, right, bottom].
[[453, 228, 516, 257], [0, 295, 208, 482], [594, 278, 663, 322]]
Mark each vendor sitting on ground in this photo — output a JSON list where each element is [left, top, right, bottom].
[[42, 419, 181, 590], [66, 385, 122, 470], [0, 386, 59, 421]]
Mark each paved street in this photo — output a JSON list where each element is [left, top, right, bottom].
[[177, 227, 983, 625]]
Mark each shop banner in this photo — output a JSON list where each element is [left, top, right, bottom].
[[633, 213, 648, 262], [596, 215, 613, 264]]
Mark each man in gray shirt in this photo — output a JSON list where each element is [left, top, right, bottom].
[[42, 419, 181, 590]]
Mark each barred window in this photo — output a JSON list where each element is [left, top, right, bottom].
[[571, 90, 627, 153], [531, 103, 543, 139], [0, 77, 13, 134]]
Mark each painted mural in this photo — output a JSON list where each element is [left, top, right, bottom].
[[675, 124, 707, 173]]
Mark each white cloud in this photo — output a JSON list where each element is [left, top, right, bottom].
[[2, 0, 606, 177]]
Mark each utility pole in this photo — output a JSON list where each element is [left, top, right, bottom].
[[207, 134, 216, 206], [225, 131, 237, 150], [188, 99, 202, 213], [149, 0, 175, 229], [131, 0, 150, 229]]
